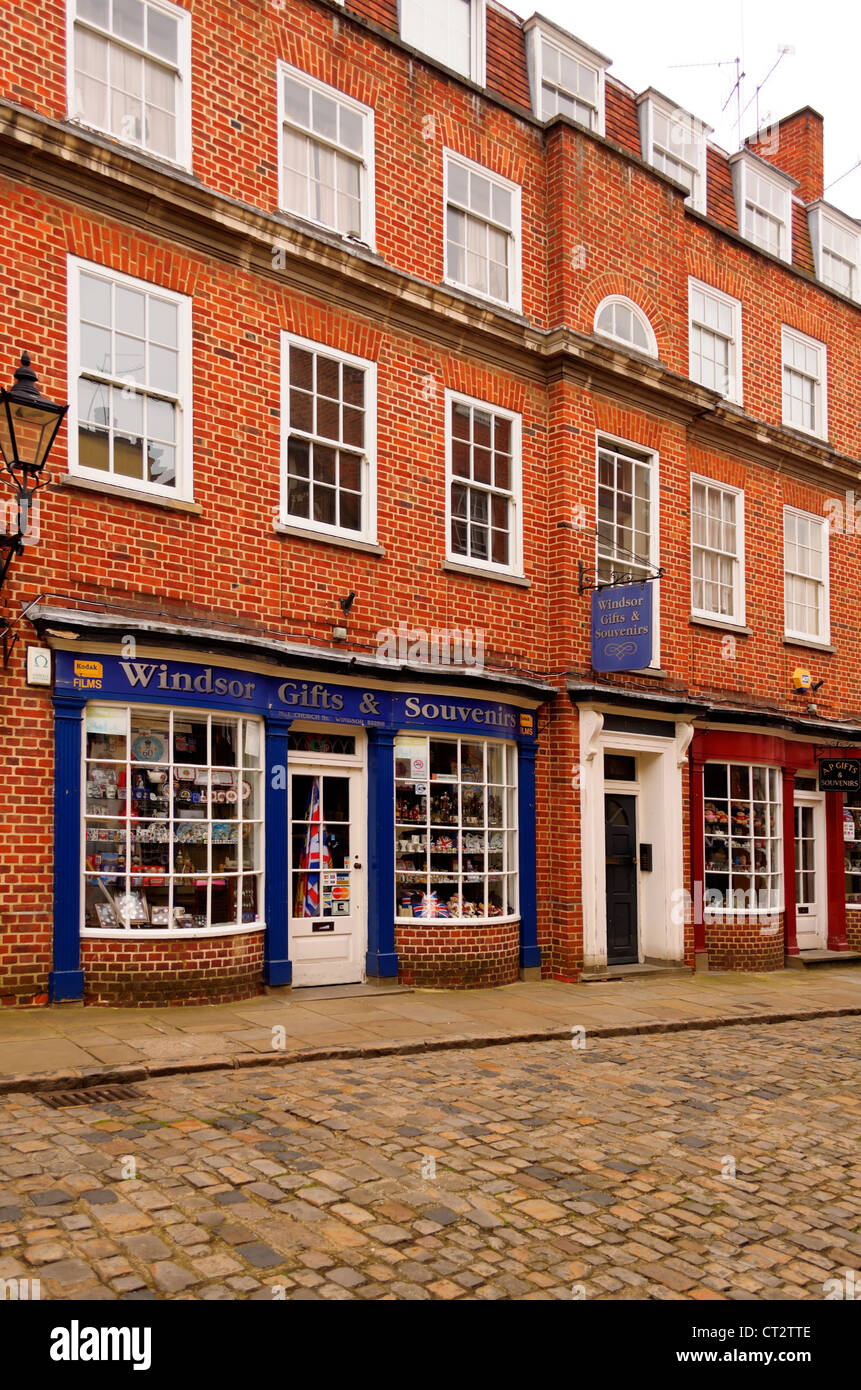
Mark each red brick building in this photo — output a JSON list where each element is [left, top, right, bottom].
[[1, 0, 860, 1007]]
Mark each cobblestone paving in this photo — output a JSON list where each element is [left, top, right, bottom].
[[1, 1018, 859, 1300]]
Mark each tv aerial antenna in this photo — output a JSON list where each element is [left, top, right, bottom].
[[668, 56, 744, 146]]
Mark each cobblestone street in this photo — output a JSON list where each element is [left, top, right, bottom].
[[1, 1017, 859, 1301]]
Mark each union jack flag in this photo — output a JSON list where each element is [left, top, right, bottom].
[[295, 779, 331, 917]]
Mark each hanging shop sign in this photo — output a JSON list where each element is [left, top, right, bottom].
[[53, 652, 538, 741], [818, 758, 861, 792], [590, 583, 653, 673]]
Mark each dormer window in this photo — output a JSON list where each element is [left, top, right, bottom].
[[637, 90, 709, 213], [399, 0, 486, 84], [729, 152, 794, 263], [523, 20, 609, 135], [807, 203, 861, 301]]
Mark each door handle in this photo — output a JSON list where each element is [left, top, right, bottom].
[[352, 860, 362, 870]]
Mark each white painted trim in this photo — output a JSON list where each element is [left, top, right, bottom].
[[276, 61, 376, 251], [781, 324, 828, 441], [594, 295, 658, 358], [729, 150, 794, 264], [523, 20, 608, 134], [793, 788, 828, 949], [579, 711, 687, 969], [783, 504, 830, 645], [594, 431, 661, 668], [636, 89, 709, 214], [807, 201, 861, 302], [444, 387, 523, 579], [66, 0, 192, 171], [66, 254, 194, 503], [279, 329, 378, 545], [687, 277, 744, 405], [398, 0, 486, 85], [689, 473, 746, 627], [442, 147, 522, 313]]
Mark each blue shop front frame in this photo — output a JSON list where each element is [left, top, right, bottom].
[[51, 650, 542, 1001]]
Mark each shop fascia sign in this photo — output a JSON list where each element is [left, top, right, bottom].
[[54, 652, 537, 740]]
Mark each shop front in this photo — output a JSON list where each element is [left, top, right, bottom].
[[690, 728, 855, 970], [49, 640, 545, 1005]]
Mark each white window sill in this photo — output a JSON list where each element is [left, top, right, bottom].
[[442, 276, 521, 316], [67, 116, 192, 175], [395, 915, 520, 926], [690, 614, 751, 635], [82, 922, 265, 941], [59, 474, 201, 514], [443, 560, 530, 588], [274, 521, 384, 556], [783, 635, 835, 653]]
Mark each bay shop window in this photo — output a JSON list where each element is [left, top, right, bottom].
[[395, 735, 518, 921], [83, 706, 264, 931], [703, 763, 782, 912]]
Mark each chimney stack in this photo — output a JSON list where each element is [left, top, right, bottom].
[[746, 106, 824, 205]]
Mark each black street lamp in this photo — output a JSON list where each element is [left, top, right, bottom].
[[0, 351, 68, 594]]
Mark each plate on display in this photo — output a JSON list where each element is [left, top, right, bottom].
[[132, 733, 166, 763]]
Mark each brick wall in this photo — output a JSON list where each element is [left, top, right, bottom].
[[395, 920, 519, 989], [705, 914, 786, 973], [80, 930, 265, 1006]]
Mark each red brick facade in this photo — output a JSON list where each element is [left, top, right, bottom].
[[1, 0, 860, 1006]]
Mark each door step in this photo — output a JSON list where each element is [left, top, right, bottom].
[[785, 950, 861, 969], [288, 982, 415, 1000], [580, 963, 690, 983]]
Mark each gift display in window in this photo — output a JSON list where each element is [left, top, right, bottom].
[[844, 800, 861, 905], [83, 707, 263, 932], [394, 734, 518, 922]]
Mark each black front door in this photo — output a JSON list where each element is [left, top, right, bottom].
[[605, 793, 638, 964]]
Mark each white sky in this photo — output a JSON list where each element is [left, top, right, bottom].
[[503, 0, 861, 219]]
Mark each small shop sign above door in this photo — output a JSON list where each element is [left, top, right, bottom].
[[818, 758, 861, 792]]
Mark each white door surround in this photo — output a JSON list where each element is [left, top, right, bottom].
[[288, 732, 367, 987], [579, 707, 691, 970], [794, 789, 827, 951]]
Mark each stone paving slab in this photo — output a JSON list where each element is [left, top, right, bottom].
[[0, 1018, 857, 1300], [0, 969, 858, 1095]]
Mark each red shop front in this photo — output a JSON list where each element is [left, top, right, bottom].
[[690, 729, 854, 971]]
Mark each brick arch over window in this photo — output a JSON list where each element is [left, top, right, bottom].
[[580, 278, 667, 359]]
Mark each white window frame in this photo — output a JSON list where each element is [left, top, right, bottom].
[[593, 296, 658, 358], [690, 475, 746, 627], [279, 330, 378, 545], [443, 149, 522, 311], [81, 703, 266, 939], [781, 326, 828, 440], [703, 763, 783, 913], [637, 89, 709, 214], [276, 62, 376, 249], [66, 0, 192, 170], [807, 202, 861, 303], [688, 278, 743, 404], [729, 151, 794, 264], [398, 0, 486, 85], [783, 505, 830, 644], [66, 255, 194, 502], [523, 18, 608, 135], [444, 389, 522, 578], [394, 734, 518, 925], [595, 432, 661, 668]]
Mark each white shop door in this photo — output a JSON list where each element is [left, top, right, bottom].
[[289, 765, 365, 986], [794, 792, 827, 951]]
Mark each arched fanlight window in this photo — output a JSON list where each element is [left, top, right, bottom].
[[594, 296, 658, 357]]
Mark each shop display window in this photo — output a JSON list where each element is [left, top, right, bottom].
[[703, 763, 782, 911], [394, 736, 518, 921], [843, 791, 861, 907], [83, 705, 264, 931]]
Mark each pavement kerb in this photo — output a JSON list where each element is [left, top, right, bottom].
[[0, 1002, 859, 1098]]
